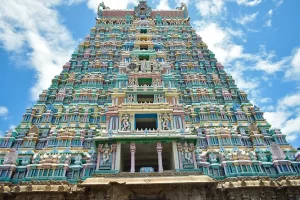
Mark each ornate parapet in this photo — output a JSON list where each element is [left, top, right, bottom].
[[0, 175, 300, 199]]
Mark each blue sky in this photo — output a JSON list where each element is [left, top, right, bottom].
[[0, 0, 300, 147]]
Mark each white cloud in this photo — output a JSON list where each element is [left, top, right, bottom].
[[86, 0, 138, 13], [285, 48, 300, 80], [264, 111, 291, 129], [9, 125, 16, 131], [278, 93, 300, 109], [268, 9, 273, 16], [244, 45, 290, 74], [281, 116, 300, 138], [265, 19, 272, 27], [195, 0, 225, 17], [227, 62, 260, 91], [235, 12, 258, 25], [274, 0, 284, 7], [193, 21, 244, 65], [174, 0, 190, 6], [65, 0, 85, 5], [156, 0, 171, 10], [236, 0, 262, 6], [253, 55, 289, 74], [0, 0, 78, 100], [0, 106, 9, 117], [264, 92, 300, 142]]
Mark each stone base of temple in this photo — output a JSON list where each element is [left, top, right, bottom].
[[1, 175, 300, 200]]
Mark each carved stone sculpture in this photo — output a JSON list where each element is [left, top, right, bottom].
[[270, 143, 286, 160], [160, 113, 171, 130], [3, 148, 18, 165], [121, 114, 131, 131]]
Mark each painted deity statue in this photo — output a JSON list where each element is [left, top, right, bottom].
[[141, 59, 151, 72], [154, 60, 162, 71], [154, 78, 161, 86], [209, 153, 217, 163], [3, 148, 18, 165], [100, 143, 112, 165], [156, 94, 164, 103], [74, 154, 82, 165], [129, 78, 136, 86], [176, 3, 188, 18], [176, 3, 187, 10], [248, 122, 259, 135], [182, 142, 195, 169], [195, 146, 202, 162], [98, 2, 110, 10], [121, 114, 131, 131], [160, 113, 171, 130], [128, 94, 134, 103], [141, 59, 147, 72]]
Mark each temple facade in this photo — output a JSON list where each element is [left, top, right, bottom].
[[1, 1, 300, 199]]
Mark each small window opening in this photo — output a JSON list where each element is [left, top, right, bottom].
[[135, 114, 157, 130], [137, 94, 154, 103], [140, 29, 147, 34], [140, 45, 148, 50], [138, 78, 152, 86], [139, 55, 149, 60]]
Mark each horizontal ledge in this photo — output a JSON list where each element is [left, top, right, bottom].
[[82, 175, 215, 185]]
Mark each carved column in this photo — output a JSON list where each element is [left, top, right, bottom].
[[130, 142, 136, 173], [96, 144, 101, 170], [115, 142, 121, 171], [157, 142, 163, 172], [177, 143, 183, 169], [172, 141, 179, 169], [106, 116, 111, 131], [190, 143, 197, 169], [111, 144, 117, 170]]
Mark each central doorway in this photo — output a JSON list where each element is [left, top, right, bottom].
[[120, 142, 174, 172]]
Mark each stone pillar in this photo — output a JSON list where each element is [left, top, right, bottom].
[[192, 152, 197, 169], [106, 116, 111, 131], [25, 168, 30, 177], [96, 144, 101, 170], [177, 143, 183, 169], [172, 141, 179, 169], [223, 165, 228, 176], [115, 142, 121, 171], [111, 144, 117, 170], [190, 143, 197, 169], [157, 142, 163, 173], [130, 142, 136, 173]]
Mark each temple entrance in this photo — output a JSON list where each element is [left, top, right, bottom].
[[135, 143, 158, 172], [120, 143, 131, 172], [120, 142, 174, 172], [161, 142, 174, 171]]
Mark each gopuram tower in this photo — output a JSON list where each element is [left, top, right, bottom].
[[1, 1, 300, 199]]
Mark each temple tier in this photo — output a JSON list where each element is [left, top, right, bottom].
[[0, 1, 300, 199]]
